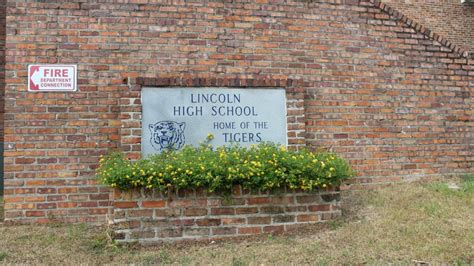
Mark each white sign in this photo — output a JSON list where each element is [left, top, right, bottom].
[[141, 87, 288, 157], [28, 64, 77, 92]]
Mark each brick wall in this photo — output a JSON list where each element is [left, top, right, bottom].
[[381, 0, 474, 55], [0, 0, 5, 195], [3, 0, 473, 223], [113, 187, 341, 243]]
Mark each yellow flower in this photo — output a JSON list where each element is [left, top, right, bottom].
[[206, 133, 214, 141]]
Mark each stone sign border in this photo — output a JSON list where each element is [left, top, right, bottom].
[[119, 76, 309, 160]]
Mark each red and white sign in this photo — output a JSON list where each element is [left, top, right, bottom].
[[28, 64, 77, 92]]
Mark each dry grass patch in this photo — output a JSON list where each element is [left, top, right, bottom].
[[0, 177, 473, 264]]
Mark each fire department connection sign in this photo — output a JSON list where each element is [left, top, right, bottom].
[[28, 64, 77, 92]]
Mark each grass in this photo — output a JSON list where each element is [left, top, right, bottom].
[[0, 177, 473, 264]]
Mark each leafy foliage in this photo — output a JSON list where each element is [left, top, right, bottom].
[[97, 142, 353, 193]]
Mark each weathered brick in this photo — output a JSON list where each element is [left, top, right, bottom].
[[260, 206, 284, 214], [128, 209, 153, 217], [210, 208, 235, 216], [196, 218, 221, 227], [297, 214, 319, 223], [157, 228, 183, 238], [155, 208, 181, 218], [184, 228, 210, 237], [25, 211, 45, 217], [247, 216, 271, 225], [221, 218, 246, 225], [37, 203, 56, 210], [212, 227, 237, 236], [131, 230, 155, 239], [183, 208, 208, 217], [238, 227, 262, 235], [171, 219, 195, 227], [263, 225, 285, 234], [114, 220, 141, 230], [235, 207, 259, 215], [273, 215, 295, 224], [296, 195, 321, 204], [320, 194, 341, 203], [247, 197, 271, 205]]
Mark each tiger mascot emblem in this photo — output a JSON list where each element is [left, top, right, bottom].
[[149, 121, 186, 152]]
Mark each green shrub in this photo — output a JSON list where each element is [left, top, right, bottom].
[[97, 142, 353, 193]]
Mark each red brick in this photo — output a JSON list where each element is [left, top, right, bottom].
[[171, 219, 195, 227], [263, 225, 284, 234], [196, 218, 221, 227], [114, 201, 138, 209], [155, 208, 181, 217], [25, 211, 45, 217], [308, 204, 331, 212], [238, 227, 262, 235], [142, 200, 166, 208], [247, 197, 271, 205], [210, 208, 235, 216], [235, 207, 259, 214], [297, 214, 319, 222], [221, 218, 246, 225]]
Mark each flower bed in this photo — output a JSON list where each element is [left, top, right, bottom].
[[98, 143, 353, 193], [100, 143, 352, 243]]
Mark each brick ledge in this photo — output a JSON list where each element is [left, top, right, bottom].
[[132, 76, 308, 89]]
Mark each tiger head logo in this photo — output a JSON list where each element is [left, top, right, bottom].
[[149, 121, 186, 152]]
